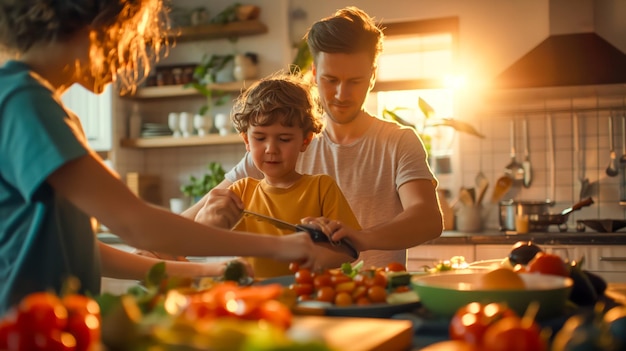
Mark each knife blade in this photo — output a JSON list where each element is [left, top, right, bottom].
[[241, 210, 359, 259]]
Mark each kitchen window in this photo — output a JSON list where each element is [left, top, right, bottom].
[[373, 17, 460, 175]]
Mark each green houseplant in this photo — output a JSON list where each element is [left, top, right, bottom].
[[180, 162, 226, 201], [185, 54, 234, 116]]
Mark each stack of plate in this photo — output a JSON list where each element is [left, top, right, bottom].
[[141, 123, 172, 138]]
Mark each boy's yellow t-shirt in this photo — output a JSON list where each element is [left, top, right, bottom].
[[229, 174, 361, 278]]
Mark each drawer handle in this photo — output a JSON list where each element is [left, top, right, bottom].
[[599, 256, 626, 262]]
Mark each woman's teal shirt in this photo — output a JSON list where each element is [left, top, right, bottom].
[[0, 61, 101, 313]]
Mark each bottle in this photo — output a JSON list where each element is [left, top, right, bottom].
[[128, 103, 142, 139]]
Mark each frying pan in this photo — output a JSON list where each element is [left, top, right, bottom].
[[528, 197, 594, 226]]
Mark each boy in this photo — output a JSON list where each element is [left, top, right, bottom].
[[229, 72, 361, 278]]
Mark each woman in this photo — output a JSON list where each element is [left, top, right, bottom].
[[0, 0, 318, 313]]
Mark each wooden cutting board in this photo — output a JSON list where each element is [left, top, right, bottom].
[[291, 316, 413, 351]]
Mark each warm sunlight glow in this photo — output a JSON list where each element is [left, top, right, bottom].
[[444, 75, 466, 90]]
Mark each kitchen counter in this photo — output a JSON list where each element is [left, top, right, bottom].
[[426, 230, 626, 245], [98, 230, 626, 246]]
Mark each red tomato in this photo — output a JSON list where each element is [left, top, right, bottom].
[[316, 286, 335, 303], [17, 292, 68, 337], [0, 308, 17, 349], [482, 315, 546, 351], [288, 262, 300, 273], [294, 269, 313, 284], [256, 300, 292, 330], [385, 262, 407, 272], [65, 314, 99, 351], [330, 274, 352, 286], [313, 273, 333, 289], [34, 330, 77, 351], [527, 252, 570, 277], [367, 285, 387, 303], [289, 283, 314, 297], [62, 295, 100, 320], [449, 302, 517, 346], [334, 292, 353, 306]]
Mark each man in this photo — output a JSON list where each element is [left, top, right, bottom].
[[184, 6, 443, 268]]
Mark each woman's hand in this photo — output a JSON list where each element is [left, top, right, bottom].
[[193, 188, 244, 229], [277, 232, 317, 269], [133, 249, 188, 261]]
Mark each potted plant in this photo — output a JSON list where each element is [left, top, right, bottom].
[[185, 54, 234, 117], [180, 162, 226, 202]]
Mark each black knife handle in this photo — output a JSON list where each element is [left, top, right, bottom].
[[295, 224, 359, 259]]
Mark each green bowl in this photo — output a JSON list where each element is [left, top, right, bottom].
[[411, 269, 573, 320]]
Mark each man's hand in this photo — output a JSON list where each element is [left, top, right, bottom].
[[301, 216, 365, 252], [194, 188, 244, 228]]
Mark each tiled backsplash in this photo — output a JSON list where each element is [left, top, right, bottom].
[[112, 87, 626, 231], [455, 87, 626, 231]]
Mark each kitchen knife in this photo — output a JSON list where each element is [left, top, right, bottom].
[[241, 210, 359, 259]]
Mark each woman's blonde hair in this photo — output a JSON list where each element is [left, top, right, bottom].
[[0, 0, 170, 93]]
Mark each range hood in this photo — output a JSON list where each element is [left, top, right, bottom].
[[493, 1, 626, 89]]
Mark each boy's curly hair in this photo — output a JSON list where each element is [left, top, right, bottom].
[[231, 71, 324, 137], [0, 0, 170, 93]]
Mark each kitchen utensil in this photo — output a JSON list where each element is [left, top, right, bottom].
[[499, 199, 553, 232], [522, 117, 532, 187], [491, 176, 513, 204], [527, 197, 594, 227], [411, 270, 573, 320], [475, 177, 489, 205], [241, 210, 359, 259], [577, 219, 626, 233], [458, 187, 475, 206], [504, 119, 525, 183], [547, 115, 556, 201], [606, 113, 619, 177], [574, 113, 590, 199]]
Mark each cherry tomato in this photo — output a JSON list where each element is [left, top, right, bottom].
[[62, 294, 100, 320], [385, 262, 407, 272], [34, 330, 77, 351], [355, 297, 371, 305], [482, 315, 546, 351], [330, 274, 352, 286], [17, 292, 68, 336], [65, 314, 99, 351], [313, 273, 333, 289], [316, 286, 335, 303], [289, 283, 314, 297], [294, 269, 313, 284], [334, 281, 356, 294], [257, 300, 292, 330], [367, 285, 387, 303], [288, 262, 300, 273], [352, 285, 368, 300], [334, 292, 353, 306], [527, 252, 570, 277], [449, 302, 517, 346]]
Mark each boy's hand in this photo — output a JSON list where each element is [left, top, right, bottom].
[[194, 188, 244, 229]]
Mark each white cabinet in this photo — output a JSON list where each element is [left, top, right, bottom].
[[62, 84, 112, 151], [407, 245, 475, 271], [573, 245, 626, 283]]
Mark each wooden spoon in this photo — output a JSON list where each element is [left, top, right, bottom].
[[491, 176, 513, 204]]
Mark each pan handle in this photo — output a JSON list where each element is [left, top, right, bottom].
[[571, 197, 594, 211]]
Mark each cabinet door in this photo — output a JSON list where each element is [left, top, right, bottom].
[[407, 245, 474, 271], [62, 84, 112, 151]]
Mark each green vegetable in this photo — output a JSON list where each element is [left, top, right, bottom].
[[340, 260, 363, 278]]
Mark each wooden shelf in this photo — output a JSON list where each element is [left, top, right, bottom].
[[127, 80, 258, 99], [120, 134, 243, 149], [168, 20, 268, 43]]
